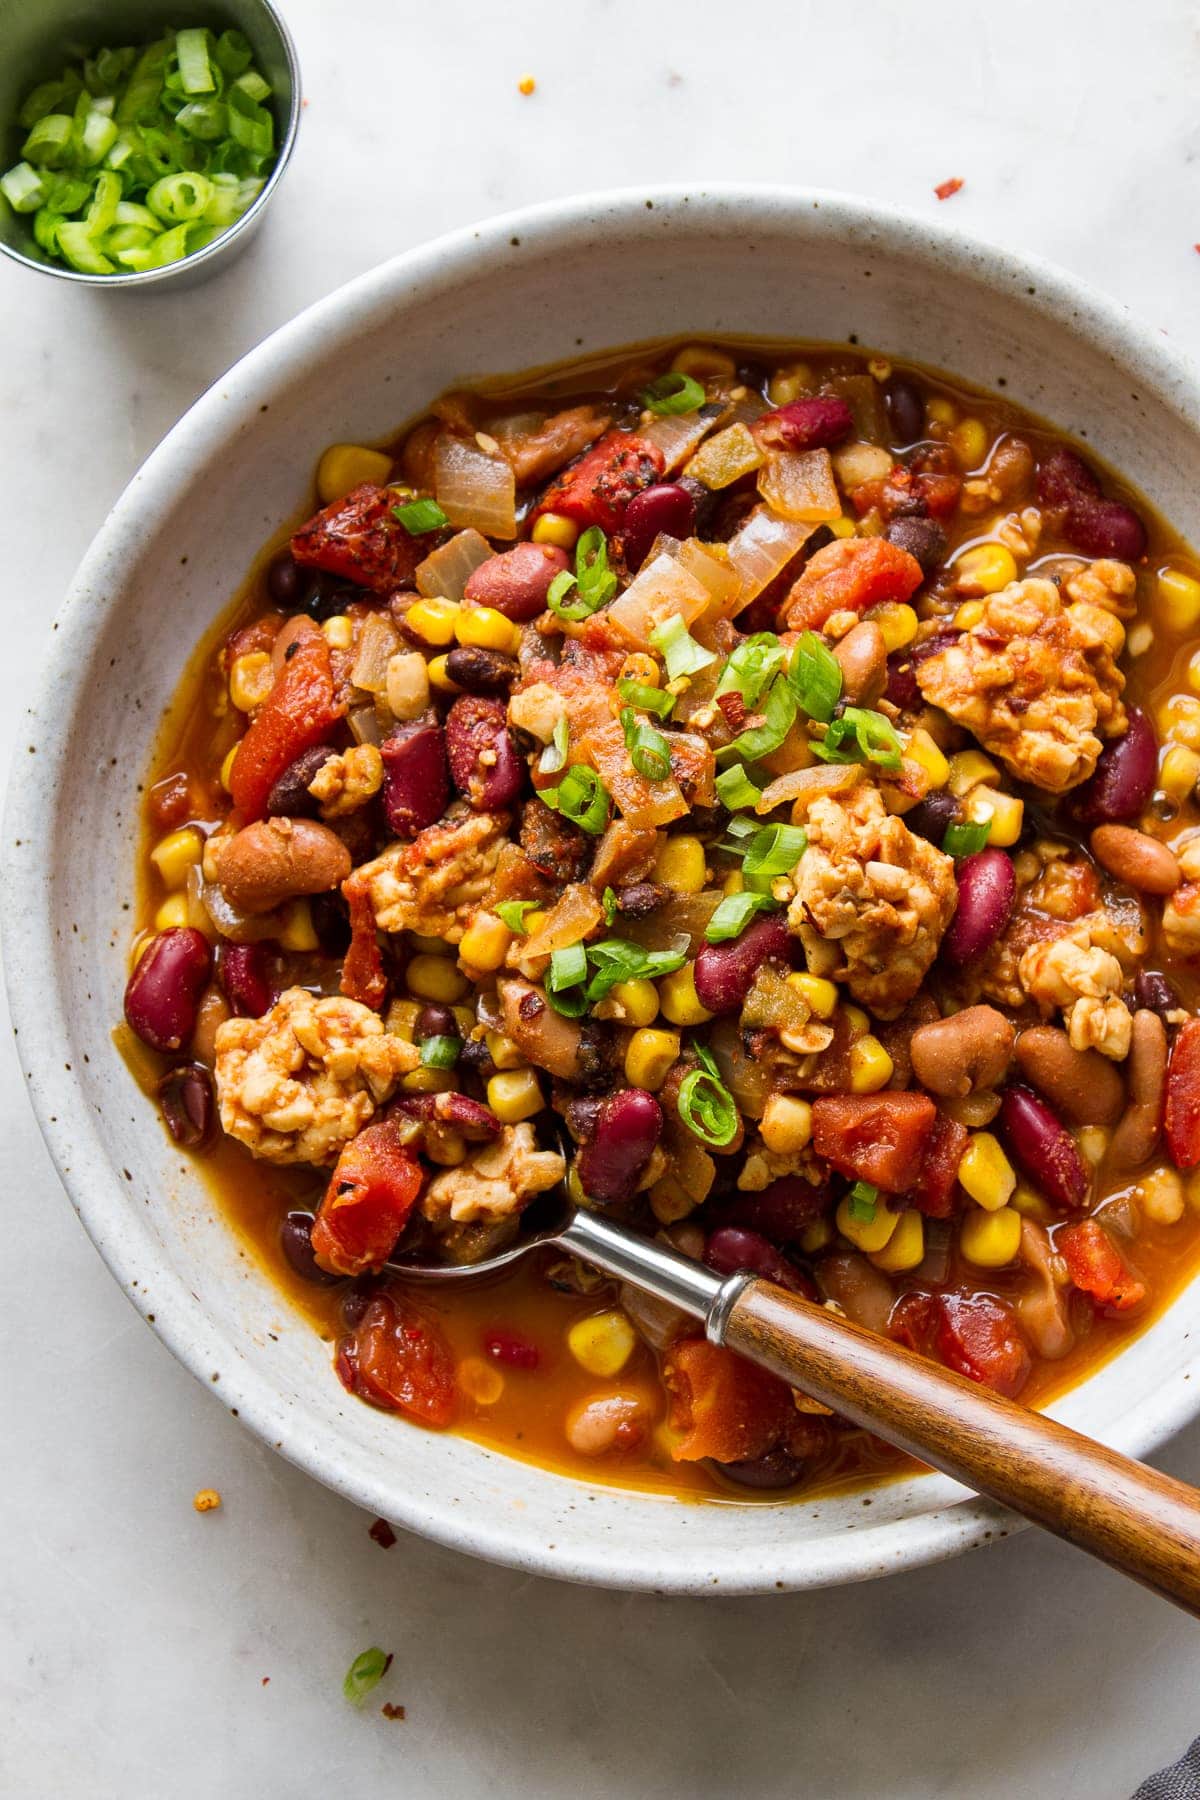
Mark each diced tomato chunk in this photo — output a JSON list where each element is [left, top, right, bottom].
[[228, 618, 343, 822], [1166, 1017, 1200, 1170], [340, 878, 387, 1011], [892, 1290, 1031, 1398], [1057, 1219, 1147, 1315], [291, 482, 424, 593], [664, 1338, 796, 1464], [783, 537, 924, 633], [811, 1093, 936, 1194], [311, 1119, 424, 1277], [909, 1112, 969, 1218], [335, 1287, 457, 1426], [530, 429, 665, 534]]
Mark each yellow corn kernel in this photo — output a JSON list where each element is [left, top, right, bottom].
[[948, 748, 1001, 797], [278, 898, 318, 952], [321, 613, 353, 651], [609, 979, 659, 1027], [1186, 649, 1200, 695], [522, 908, 549, 938], [427, 653, 461, 693], [903, 728, 950, 792], [150, 826, 203, 890], [427, 1128, 467, 1167], [385, 649, 432, 721], [1077, 1125, 1110, 1170], [873, 602, 919, 652], [953, 599, 986, 629], [1157, 567, 1200, 635], [766, 362, 810, 405], [401, 1065, 456, 1094], [926, 396, 958, 428], [229, 650, 274, 712], [965, 785, 1024, 848], [1009, 1182, 1054, 1223], [487, 1067, 544, 1123], [950, 417, 989, 469], [956, 544, 1017, 599], [960, 1204, 1022, 1268], [459, 1355, 505, 1406], [219, 743, 239, 791], [531, 511, 579, 550], [458, 911, 513, 973], [799, 1218, 834, 1255], [388, 999, 422, 1043], [654, 833, 707, 894], [407, 953, 469, 1004], [624, 1026, 681, 1091], [849, 1035, 894, 1093], [760, 1095, 813, 1156], [869, 1207, 925, 1273], [456, 605, 522, 656], [836, 1192, 900, 1254], [843, 1004, 869, 1040], [1161, 744, 1200, 799], [316, 442, 393, 504], [671, 344, 736, 381], [786, 972, 839, 1018], [485, 1030, 525, 1071], [567, 1310, 637, 1377], [406, 597, 461, 646], [619, 651, 659, 688], [958, 1131, 1016, 1211], [658, 963, 713, 1027], [452, 1005, 475, 1038], [154, 892, 189, 930], [1159, 693, 1200, 754], [828, 515, 857, 538]]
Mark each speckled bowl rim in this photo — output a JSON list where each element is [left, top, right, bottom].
[[8, 183, 1200, 1595]]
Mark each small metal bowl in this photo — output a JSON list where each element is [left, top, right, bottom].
[[0, 0, 300, 288]]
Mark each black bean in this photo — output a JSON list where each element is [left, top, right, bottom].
[[885, 515, 947, 572], [884, 376, 926, 445], [1134, 970, 1178, 1018], [444, 645, 519, 694], [158, 1064, 214, 1148], [266, 551, 302, 608], [310, 891, 353, 958], [617, 881, 670, 918], [414, 1003, 457, 1042], [280, 1211, 342, 1285], [266, 743, 336, 817], [905, 789, 960, 846]]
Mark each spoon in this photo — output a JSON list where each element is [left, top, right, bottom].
[[388, 1185, 1200, 1615]]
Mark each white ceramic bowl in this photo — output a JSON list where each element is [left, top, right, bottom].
[[9, 186, 1200, 1595]]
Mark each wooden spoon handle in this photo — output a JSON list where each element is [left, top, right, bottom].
[[722, 1279, 1200, 1616]]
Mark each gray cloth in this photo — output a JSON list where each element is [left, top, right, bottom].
[[1134, 1736, 1200, 1799]]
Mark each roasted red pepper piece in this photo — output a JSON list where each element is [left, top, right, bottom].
[[1058, 1219, 1147, 1315], [340, 877, 387, 1011], [892, 1291, 1031, 1398], [530, 429, 665, 534], [228, 619, 343, 822], [1166, 1017, 1200, 1170], [311, 1119, 424, 1276], [291, 482, 424, 593], [909, 1112, 969, 1218], [664, 1338, 795, 1464], [335, 1287, 457, 1426], [811, 1093, 936, 1194], [783, 536, 924, 633]]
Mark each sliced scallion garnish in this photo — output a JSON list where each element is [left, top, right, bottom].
[[538, 765, 610, 835], [547, 943, 589, 1016], [393, 497, 448, 534], [419, 1034, 461, 1069], [813, 705, 903, 773], [620, 708, 671, 782], [715, 633, 786, 709], [787, 630, 843, 723], [641, 372, 706, 416], [719, 676, 798, 765], [847, 1181, 879, 1222], [496, 900, 539, 934], [715, 763, 763, 812], [344, 1648, 391, 1708], [705, 890, 780, 943], [538, 712, 570, 775], [677, 1059, 739, 1148], [616, 678, 674, 719], [942, 820, 991, 858], [650, 613, 716, 682]]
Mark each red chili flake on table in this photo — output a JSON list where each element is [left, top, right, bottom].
[[935, 177, 964, 201], [382, 1703, 407, 1721], [369, 1517, 397, 1550]]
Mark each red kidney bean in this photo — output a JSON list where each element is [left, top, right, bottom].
[[884, 377, 926, 445], [218, 942, 275, 1018], [711, 1175, 831, 1245], [720, 1448, 806, 1488], [1134, 969, 1178, 1017], [943, 849, 1016, 967], [622, 482, 697, 572], [998, 1084, 1089, 1211], [393, 1092, 501, 1141], [444, 646, 518, 694], [280, 1211, 342, 1285], [693, 914, 796, 1015], [266, 743, 335, 817], [158, 1063, 214, 1147], [759, 395, 854, 451], [884, 515, 947, 573], [463, 543, 569, 621], [1035, 446, 1147, 560], [124, 928, 212, 1053], [577, 1088, 663, 1207], [885, 628, 959, 709], [446, 695, 524, 810], [483, 1327, 540, 1369], [704, 1226, 815, 1297], [380, 714, 450, 836], [1071, 707, 1157, 825]]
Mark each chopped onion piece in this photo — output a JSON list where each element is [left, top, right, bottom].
[[677, 538, 742, 611], [350, 612, 401, 693], [348, 702, 384, 747], [199, 875, 283, 943], [756, 762, 865, 815], [684, 423, 764, 490], [415, 527, 493, 601], [640, 409, 718, 473], [724, 505, 815, 609], [516, 883, 606, 970], [434, 434, 516, 539], [757, 448, 842, 523], [606, 552, 711, 649]]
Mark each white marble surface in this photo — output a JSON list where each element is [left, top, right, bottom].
[[3, 1, 1200, 1793]]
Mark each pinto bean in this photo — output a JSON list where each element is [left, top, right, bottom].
[[216, 817, 351, 914], [910, 1006, 1015, 1100], [577, 1088, 663, 1207], [998, 1084, 1089, 1212], [463, 543, 569, 621], [1106, 1009, 1167, 1173], [124, 927, 212, 1053], [1072, 706, 1157, 825], [1013, 1026, 1124, 1128], [693, 915, 796, 1015], [500, 977, 585, 1081], [380, 714, 450, 837], [1090, 824, 1180, 895], [942, 849, 1015, 967], [565, 1391, 650, 1456], [832, 621, 887, 706], [446, 695, 524, 810]]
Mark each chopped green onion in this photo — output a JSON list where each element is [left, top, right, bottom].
[[677, 1062, 739, 1148], [715, 633, 786, 709], [150, 170, 216, 224], [641, 372, 707, 416], [538, 712, 570, 775], [393, 497, 448, 534], [583, 937, 688, 1005], [547, 943, 589, 1016], [787, 630, 843, 723], [602, 886, 618, 926], [419, 1034, 461, 1069], [616, 679, 674, 719], [650, 613, 716, 682], [814, 706, 903, 773], [55, 219, 114, 272], [19, 78, 76, 130], [719, 677, 798, 765], [85, 169, 121, 235], [0, 162, 46, 212], [215, 30, 253, 77], [232, 69, 272, 105], [176, 28, 216, 95], [715, 815, 761, 857], [847, 1181, 879, 1222], [175, 98, 228, 140], [79, 109, 119, 165], [576, 526, 618, 609], [22, 114, 75, 169], [546, 568, 584, 619], [539, 765, 610, 834], [705, 890, 780, 942], [344, 1648, 391, 1708], [496, 900, 539, 934], [942, 820, 991, 858], [742, 824, 808, 883], [715, 764, 763, 812], [620, 708, 671, 782]]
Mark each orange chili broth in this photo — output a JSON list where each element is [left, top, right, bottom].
[[127, 336, 1200, 1505]]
